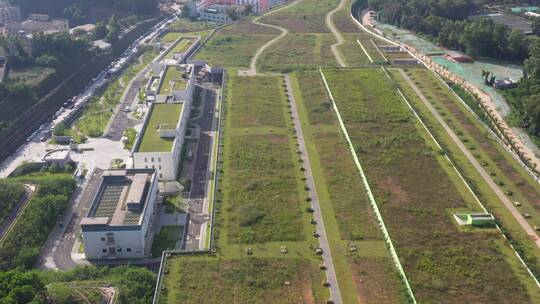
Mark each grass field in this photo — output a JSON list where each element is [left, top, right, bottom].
[[258, 33, 337, 72], [160, 257, 324, 304], [159, 73, 329, 303], [195, 34, 277, 68], [323, 67, 535, 303], [388, 67, 540, 296], [290, 70, 406, 303]]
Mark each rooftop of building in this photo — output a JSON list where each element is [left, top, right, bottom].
[[136, 102, 183, 153], [83, 169, 156, 227], [157, 65, 190, 95], [164, 37, 197, 59]]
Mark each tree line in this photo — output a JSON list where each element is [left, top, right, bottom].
[[369, 0, 529, 62]]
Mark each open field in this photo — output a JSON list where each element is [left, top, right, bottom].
[[160, 257, 324, 304], [229, 76, 285, 128], [258, 33, 337, 72], [225, 75, 303, 243], [388, 68, 540, 289], [323, 67, 536, 303], [290, 70, 406, 303], [159, 73, 329, 303], [194, 34, 277, 68]]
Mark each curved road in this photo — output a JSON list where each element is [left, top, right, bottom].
[[242, 0, 301, 75], [326, 0, 347, 67]]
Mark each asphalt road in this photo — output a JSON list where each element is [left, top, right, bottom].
[[38, 169, 104, 270], [105, 61, 149, 141]]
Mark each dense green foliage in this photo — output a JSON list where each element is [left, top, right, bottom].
[[500, 42, 540, 135], [0, 180, 25, 225], [9, 0, 156, 22], [0, 265, 156, 304], [0, 174, 75, 270], [369, 0, 529, 61]]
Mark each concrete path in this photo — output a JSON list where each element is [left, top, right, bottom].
[[285, 75, 342, 304], [399, 69, 540, 248], [326, 0, 347, 67]]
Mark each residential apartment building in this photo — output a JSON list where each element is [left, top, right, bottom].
[[81, 169, 159, 259]]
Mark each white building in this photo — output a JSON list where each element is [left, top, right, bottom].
[[81, 169, 159, 259], [200, 4, 233, 24], [133, 64, 194, 181], [146, 63, 195, 103]]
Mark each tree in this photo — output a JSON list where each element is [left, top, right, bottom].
[[244, 3, 253, 15], [106, 15, 121, 43], [507, 29, 528, 61], [226, 7, 239, 21], [181, 4, 190, 18], [94, 21, 108, 40], [533, 18, 540, 35]]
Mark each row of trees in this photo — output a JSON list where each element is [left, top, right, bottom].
[[371, 0, 529, 61], [0, 175, 75, 270], [0, 180, 25, 223]]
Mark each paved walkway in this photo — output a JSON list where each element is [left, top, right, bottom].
[[285, 75, 342, 304], [399, 69, 540, 248], [326, 0, 347, 67]]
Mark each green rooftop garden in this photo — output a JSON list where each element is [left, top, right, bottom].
[[157, 66, 189, 95], [164, 37, 197, 59], [137, 103, 183, 152]]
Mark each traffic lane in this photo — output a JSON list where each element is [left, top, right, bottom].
[[52, 170, 103, 270], [190, 132, 211, 199]]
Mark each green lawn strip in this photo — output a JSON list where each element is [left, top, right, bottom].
[[161, 73, 330, 303], [75, 49, 158, 137], [257, 33, 337, 73], [164, 38, 196, 59], [324, 67, 532, 303], [137, 103, 181, 152], [194, 34, 278, 68], [388, 68, 540, 298], [158, 66, 188, 95], [161, 32, 182, 43], [222, 74, 305, 244], [229, 76, 286, 128], [290, 72, 406, 303], [151, 225, 184, 257]]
